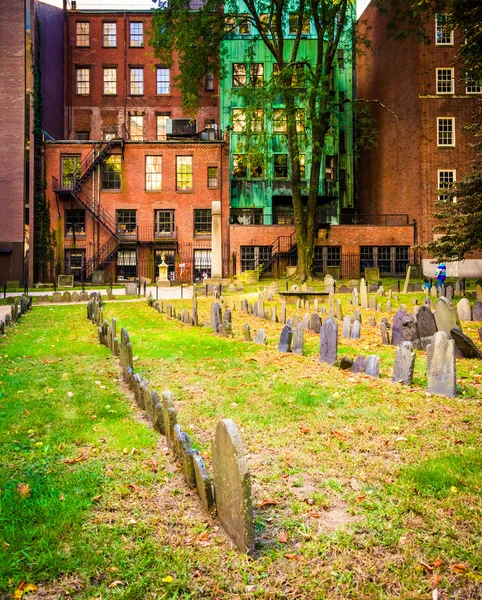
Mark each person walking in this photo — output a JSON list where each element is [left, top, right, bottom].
[[435, 262, 446, 291]]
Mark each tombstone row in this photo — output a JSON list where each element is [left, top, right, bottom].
[[0, 294, 32, 335], [37, 290, 90, 303]]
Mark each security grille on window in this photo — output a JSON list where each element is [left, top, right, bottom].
[[65, 209, 86, 236], [194, 209, 212, 235], [130, 68, 144, 95], [233, 64, 247, 87], [146, 156, 162, 190], [117, 249, 137, 280], [437, 117, 455, 146], [274, 154, 288, 178], [176, 156, 193, 190], [250, 63, 264, 86], [130, 22, 143, 47], [436, 68, 454, 94], [156, 68, 170, 94], [154, 210, 174, 237], [207, 167, 218, 188], [61, 155, 81, 189], [102, 155, 121, 190], [130, 115, 144, 141], [103, 68, 116, 95], [232, 155, 247, 178], [435, 14, 453, 45], [289, 14, 310, 34], [157, 114, 169, 140], [194, 249, 212, 280], [103, 22, 116, 47], [438, 170, 455, 201], [205, 72, 214, 91], [76, 22, 90, 46], [241, 246, 272, 272], [76, 68, 90, 95], [116, 210, 137, 237]]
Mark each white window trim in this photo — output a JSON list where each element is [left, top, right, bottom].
[[437, 169, 456, 201], [435, 15, 454, 46], [437, 117, 456, 147], [466, 81, 482, 94], [436, 68, 455, 94]]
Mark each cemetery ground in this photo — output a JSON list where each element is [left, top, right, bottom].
[[1, 291, 482, 599]]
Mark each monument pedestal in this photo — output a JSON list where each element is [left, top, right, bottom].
[[157, 279, 171, 288]]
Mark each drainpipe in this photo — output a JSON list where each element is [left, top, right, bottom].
[[123, 12, 127, 134]]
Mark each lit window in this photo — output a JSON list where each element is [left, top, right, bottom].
[[435, 14, 453, 45], [437, 117, 455, 146], [103, 22, 116, 47], [154, 210, 174, 237], [76, 22, 89, 46], [273, 109, 287, 133], [232, 155, 247, 178], [233, 63, 247, 87], [130, 68, 144, 95], [289, 14, 310, 34], [65, 209, 86, 236], [194, 209, 212, 235], [146, 156, 162, 190], [296, 109, 305, 132], [251, 109, 264, 132], [438, 170, 455, 201], [238, 17, 250, 34], [61, 155, 81, 189], [117, 249, 137, 280], [102, 155, 121, 190], [103, 68, 116, 95], [129, 115, 144, 141], [176, 156, 193, 191], [232, 109, 246, 132], [76, 68, 90, 95], [156, 68, 170, 94], [274, 154, 288, 178], [130, 22, 143, 47], [436, 68, 454, 94], [250, 157, 263, 179], [207, 167, 218, 188], [250, 63, 264, 86], [157, 115, 169, 140]]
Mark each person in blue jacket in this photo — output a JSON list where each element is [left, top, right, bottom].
[[435, 262, 446, 291]]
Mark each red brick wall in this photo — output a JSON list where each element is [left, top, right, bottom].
[[65, 11, 219, 140]]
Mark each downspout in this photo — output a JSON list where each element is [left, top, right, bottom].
[[123, 12, 127, 134]]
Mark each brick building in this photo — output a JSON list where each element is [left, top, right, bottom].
[[357, 6, 481, 277]]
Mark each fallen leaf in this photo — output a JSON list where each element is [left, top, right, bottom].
[[91, 495, 103, 502], [357, 495, 367, 502], [108, 581, 124, 588], [299, 427, 311, 434], [432, 573, 440, 589], [11, 590, 23, 599], [65, 450, 88, 465], [331, 430, 348, 440], [23, 584, 37, 593], [432, 558, 444, 568], [127, 483, 141, 493], [284, 554, 303, 561], [278, 530, 288, 543], [308, 512, 325, 518], [258, 499, 278, 508], [17, 483, 31, 498], [451, 563, 468, 574], [420, 562, 433, 572], [106, 566, 119, 572]]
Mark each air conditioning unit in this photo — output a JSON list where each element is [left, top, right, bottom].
[[166, 118, 198, 137], [199, 129, 218, 141]]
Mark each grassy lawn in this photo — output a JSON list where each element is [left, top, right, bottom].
[[1, 293, 482, 599]]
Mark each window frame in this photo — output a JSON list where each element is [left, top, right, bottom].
[[129, 114, 144, 141], [232, 154, 247, 179], [232, 63, 247, 88], [145, 155, 162, 191], [129, 21, 143, 47], [76, 21, 90, 47], [437, 116, 455, 147], [437, 169, 456, 201], [76, 67, 90, 95], [130, 67, 144, 96], [176, 156, 193, 191], [103, 22, 117, 48], [65, 209, 86, 237], [156, 114, 170, 140], [102, 154, 122, 191], [61, 155, 81, 189], [435, 14, 454, 45], [436, 68, 454, 94], [103, 67, 117, 95], [194, 209, 212, 236], [250, 63, 264, 87], [205, 71, 214, 91], [156, 67, 170, 95], [154, 210, 175, 237], [274, 153, 289, 179], [207, 166, 219, 189], [466, 78, 482, 94], [289, 14, 310, 34]]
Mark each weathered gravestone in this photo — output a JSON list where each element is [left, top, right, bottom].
[[392, 341, 416, 385], [271, 306, 278, 323], [456, 298, 472, 321], [354, 309, 362, 323], [476, 282, 482, 302], [473, 301, 482, 321], [351, 319, 361, 339], [243, 323, 252, 342], [360, 278, 368, 309], [445, 284, 454, 302], [365, 355, 380, 378], [278, 324, 293, 353], [435, 297, 460, 338], [192, 451, 215, 513], [369, 316, 376, 327], [319, 317, 338, 365], [339, 357, 354, 370], [416, 306, 438, 350], [217, 324, 228, 338], [431, 285, 438, 298], [310, 313, 322, 334], [52, 292, 62, 302], [450, 329, 482, 359], [392, 309, 408, 346], [79, 290, 89, 301], [381, 321, 391, 345], [351, 355, 366, 373], [254, 328, 267, 345], [210, 302, 222, 330], [211, 419, 255, 554], [125, 282, 137, 296], [427, 331, 456, 397], [335, 299, 343, 321], [292, 323, 304, 356], [71, 291, 80, 302], [342, 315, 351, 339], [369, 296, 376, 311]]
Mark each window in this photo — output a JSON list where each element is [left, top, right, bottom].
[[176, 156, 193, 191], [146, 156, 162, 190], [241, 246, 272, 272], [313, 246, 342, 275], [103, 22, 116, 47], [154, 210, 175, 238], [65, 209, 86, 236], [437, 117, 455, 146], [194, 209, 212, 235], [129, 115, 143, 141], [130, 22, 143, 47], [289, 14, 310, 34], [75, 131, 90, 140], [65, 249, 85, 282], [157, 114, 169, 140], [205, 72, 214, 91], [238, 16, 250, 34], [360, 246, 409, 276], [194, 249, 212, 281], [232, 154, 247, 178], [116, 210, 137, 239], [438, 170, 455, 201], [156, 68, 170, 94], [296, 109, 305, 132], [274, 154, 288, 178], [232, 109, 246, 132], [337, 49, 345, 69], [250, 157, 264, 178], [466, 79, 482, 94], [205, 119, 216, 129], [102, 155, 121, 190], [103, 68, 116, 95], [436, 68, 454, 94], [325, 155, 336, 181], [207, 167, 218, 188], [76, 22, 89, 46], [61, 155, 81, 189], [130, 68, 144, 95], [250, 63, 264, 86], [435, 14, 453, 45], [76, 68, 90, 95], [231, 208, 263, 225], [251, 109, 264, 132], [233, 63, 247, 87], [117, 249, 137, 280], [273, 109, 287, 133]]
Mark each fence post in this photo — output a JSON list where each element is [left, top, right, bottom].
[[397, 279, 400, 293], [180, 283, 183, 299], [137, 280, 140, 298], [3, 284, 6, 299], [156, 283, 158, 300], [205, 284, 208, 297], [143, 281, 147, 297], [53, 279, 57, 292]]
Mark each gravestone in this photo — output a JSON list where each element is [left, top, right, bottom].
[[304, 300, 310, 311], [369, 316, 376, 326], [58, 274, 74, 288], [271, 306, 278, 323], [473, 302, 482, 321], [292, 323, 304, 356], [71, 291, 80, 302], [360, 278, 368, 309], [151, 391, 163, 433], [314, 298, 319, 311], [311, 313, 322, 334], [210, 302, 222, 331], [456, 298, 472, 321], [217, 324, 228, 337], [427, 332, 456, 397], [319, 317, 338, 365], [450, 329, 482, 359], [354, 309, 362, 323], [224, 308, 232, 324], [392, 309, 409, 346], [377, 285, 385, 296], [335, 299, 343, 321], [278, 324, 293, 353], [192, 451, 215, 513], [178, 431, 196, 488], [369, 296, 376, 310], [52, 292, 62, 302], [339, 357, 354, 370], [352, 288, 359, 306], [211, 419, 255, 554], [369, 284, 378, 293], [402, 266, 412, 294], [365, 355, 380, 378], [125, 282, 137, 296], [182, 308, 190, 324], [342, 315, 351, 338], [79, 290, 89, 302], [392, 341, 416, 385], [364, 267, 380, 282], [324, 275, 335, 294], [254, 328, 267, 345], [301, 313, 310, 330], [431, 285, 438, 298], [377, 303, 383, 313], [435, 297, 460, 338], [243, 324, 252, 342], [327, 293, 334, 317], [280, 301, 287, 325], [400, 314, 421, 350], [476, 283, 482, 302], [257, 294, 264, 317], [381, 321, 391, 345], [338, 285, 350, 294], [350, 355, 366, 373], [351, 319, 361, 339], [445, 284, 454, 302]]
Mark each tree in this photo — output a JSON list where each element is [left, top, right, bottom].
[[151, 0, 357, 280]]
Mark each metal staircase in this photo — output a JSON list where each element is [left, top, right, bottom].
[[259, 230, 297, 278], [83, 235, 120, 282]]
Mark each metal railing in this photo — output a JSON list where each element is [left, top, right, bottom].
[[339, 214, 410, 226], [230, 209, 331, 226]]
